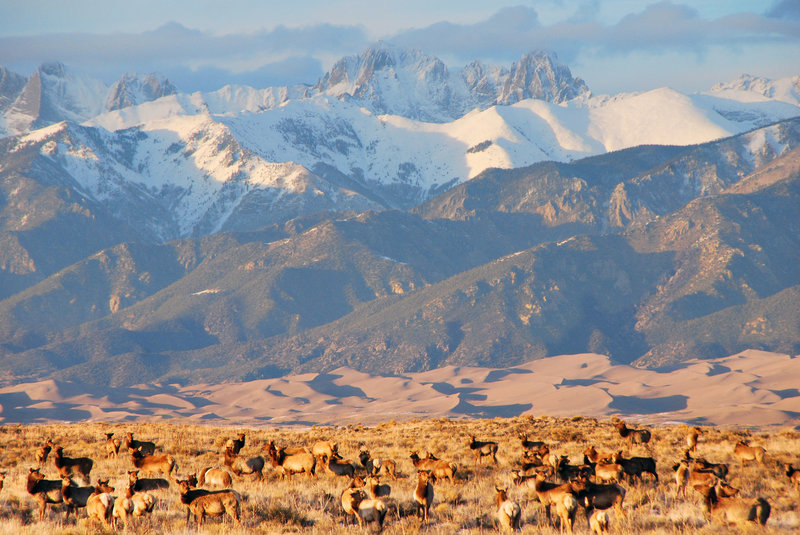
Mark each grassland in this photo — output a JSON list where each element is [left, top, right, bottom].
[[0, 416, 798, 533]]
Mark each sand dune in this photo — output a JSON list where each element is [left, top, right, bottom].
[[0, 350, 798, 429]]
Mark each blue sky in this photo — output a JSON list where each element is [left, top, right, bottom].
[[1, 0, 798, 94]]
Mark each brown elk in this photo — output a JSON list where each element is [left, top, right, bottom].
[[0, 472, 4, 493], [224, 433, 246, 454], [532, 471, 585, 525], [53, 446, 93, 483], [556, 493, 579, 533], [593, 462, 624, 484], [359, 449, 398, 478], [694, 483, 770, 526], [123, 432, 156, 455], [223, 447, 264, 480], [687, 427, 702, 452], [322, 454, 356, 478], [583, 446, 614, 465], [555, 455, 593, 483], [198, 466, 233, 488], [312, 440, 338, 461], [365, 475, 391, 499], [686, 454, 729, 479], [128, 469, 170, 491], [495, 486, 522, 532], [61, 475, 98, 519], [733, 441, 766, 468], [178, 478, 241, 527], [785, 464, 800, 495], [579, 477, 627, 521], [414, 470, 434, 522], [105, 432, 121, 459], [589, 510, 609, 534], [266, 443, 316, 480], [27, 468, 64, 520], [86, 479, 115, 526], [341, 478, 368, 526], [673, 459, 720, 499], [510, 467, 554, 490], [36, 439, 55, 468], [611, 451, 658, 483], [520, 434, 549, 457], [409, 451, 457, 484], [356, 496, 388, 531], [616, 421, 651, 446], [468, 435, 499, 464], [129, 447, 177, 475]]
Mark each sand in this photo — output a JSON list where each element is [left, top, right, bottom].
[[0, 350, 798, 429]]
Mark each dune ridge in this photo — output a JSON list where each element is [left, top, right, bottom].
[[0, 350, 797, 429]]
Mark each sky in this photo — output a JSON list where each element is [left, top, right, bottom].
[[0, 0, 798, 95]]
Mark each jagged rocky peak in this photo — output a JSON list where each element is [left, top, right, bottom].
[[106, 73, 178, 111], [0, 66, 27, 112], [498, 50, 589, 105]]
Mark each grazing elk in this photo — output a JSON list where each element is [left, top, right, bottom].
[[589, 510, 609, 534], [468, 435, 499, 464], [616, 421, 651, 446], [520, 434, 549, 457], [312, 440, 338, 461], [36, 439, 55, 468], [414, 470, 435, 523], [27, 468, 64, 520], [129, 447, 177, 476], [53, 446, 93, 483], [694, 483, 770, 526], [86, 480, 115, 526], [198, 466, 233, 488], [123, 432, 156, 455], [104, 432, 121, 459], [223, 447, 265, 480], [495, 486, 522, 532], [322, 454, 356, 478], [128, 469, 170, 491], [225, 433, 246, 455], [409, 451, 457, 484], [178, 478, 241, 527], [733, 441, 766, 468], [266, 443, 316, 480]]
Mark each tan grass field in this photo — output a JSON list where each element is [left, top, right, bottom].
[[1, 416, 799, 534]]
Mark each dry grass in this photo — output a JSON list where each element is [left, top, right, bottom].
[[0, 416, 798, 533]]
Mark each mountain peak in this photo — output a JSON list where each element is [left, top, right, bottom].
[[106, 72, 178, 111]]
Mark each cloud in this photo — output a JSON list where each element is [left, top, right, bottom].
[[0, 22, 368, 91], [767, 0, 800, 20]]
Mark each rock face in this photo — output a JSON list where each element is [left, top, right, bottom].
[[106, 73, 177, 111]]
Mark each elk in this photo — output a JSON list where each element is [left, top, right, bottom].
[[129, 447, 177, 476], [687, 427, 702, 452], [612, 451, 658, 483], [61, 475, 97, 519], [589, 510, 609, 534], [128, 469, 170, 491], [198, 466, 233, 488], [733, 441, 766, 467], [312, 440, 338, 461], [556, 493, 579, 533], [583, 446, 614, 465], [53, 446, 93, 483], [495, 486, 521, 532], [341, 478, 368, 526], [365, 475, 391, 499], [356, 496, 388, 531], [520, 434, 549, 457], [616, 421, 651, 446], [36, 439, 55, 467], [409, 451, 457, 484], [593, 462, 624, 484], [414, 470, 435, 523], [27, 468, 64, 520], [112, 486, 134, 530], [673, 459, 719, 499], [359, 449, 398, 478], [105, 432, 121, 459], [532, 471, 585, 524], [225, 433, 246, 455], [322, 454, 356, 478], [178, 478, 241, 527], [468, 435, 499, 464], [86, 479, 115, 526], [687, 454, 729, 479], [555, 455, 593, 483], [785, 464, 800, 495], [0, 472, 4, 493], [510, 467, 555, 490], [123, 432, 156, 455], [266, 443, 316, 480], [580, 478, 627, 520], [223, 447, 264, 480], [694, 483, 770, 526]]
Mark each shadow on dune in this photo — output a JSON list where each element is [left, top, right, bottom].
[[609, 394, 688, 414], [0, 392, 92, 423]]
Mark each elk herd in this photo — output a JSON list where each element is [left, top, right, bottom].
[[3, 420, 797, 532]]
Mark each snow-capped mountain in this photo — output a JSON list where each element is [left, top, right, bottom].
[[1, 46, 799, 243], [709, 74, 800, 107]]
